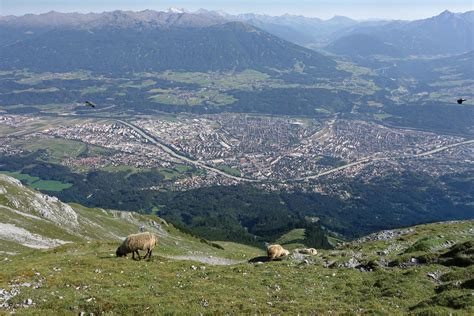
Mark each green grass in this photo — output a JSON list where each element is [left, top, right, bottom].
[[0, 171, 39, 183], [121, 79, 157, 89], [374, 113, 394, 120], [29, 180, 73, 191], [13, 138, 112, 163], [0, 177, 472, 314], [154, 69, 272, 91], [158, 168, 180, 180], [0, 171, 72, 192], [215, 164, 241, 177], [275, 228, 306, 245], [174, 165, 192, 173], [148, 88, 236, 107], [156, 165, 193, 180], [327, 235, 345, 247], [14, 70, 95, 85], [0, 240, 472, 314]]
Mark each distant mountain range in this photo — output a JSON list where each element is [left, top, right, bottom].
[[0, 9, 471, 75], [195, 10, 360, 47], [0, 10, 342, 76], [326, 10, 473, 56]]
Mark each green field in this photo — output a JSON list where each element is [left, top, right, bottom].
[[155, 69, 272, 90], [158, 168, 180, 180], [29, 180, 73, 191], [0, 171, 72, 192], [215, 164, 241, 177], [0, 171, 39, 183], [275, 228, 306, 245], [374, 113, 395, 120], [12, 137, 113, 164], [148, 87, 236, 106]]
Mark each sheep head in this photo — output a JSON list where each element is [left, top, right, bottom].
[[116, 247, 126, 257]]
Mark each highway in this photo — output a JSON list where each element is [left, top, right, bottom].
[[291, 139, 474, 182], [116, 120, 257, 182], [117, 119, 473, 183]]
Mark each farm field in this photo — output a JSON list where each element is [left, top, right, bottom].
[[0, 171, 72, 192]]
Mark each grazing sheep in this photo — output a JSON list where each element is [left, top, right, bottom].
[[116, 232, 157, 260], [297, 248, 318, 256], [267, 244, 290, 261]]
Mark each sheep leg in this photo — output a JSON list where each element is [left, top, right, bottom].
[[135, 251, 141, 260], [143, 249, 152, 260], [143, 249, 150, 260]]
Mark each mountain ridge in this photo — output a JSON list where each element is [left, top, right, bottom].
[[329, 10, 474, 56], [0, 17, 344, 76]]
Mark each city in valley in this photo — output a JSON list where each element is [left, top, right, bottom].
[[1, 113, 472, 192]]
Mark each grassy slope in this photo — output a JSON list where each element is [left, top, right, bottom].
[[0, 222, 472, 314], [0, 174, 261, 257], [0, 175, 473, 314]]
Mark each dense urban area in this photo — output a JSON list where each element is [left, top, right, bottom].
[[1, 113, 472, 191]]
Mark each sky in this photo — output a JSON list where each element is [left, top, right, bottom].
[[0, 0, 472, 20]]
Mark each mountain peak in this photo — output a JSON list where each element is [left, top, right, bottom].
[[439, 9, 454, 16], [435, 10, 460, 20], [326, 15, 357, 24], [166, 7, 188, 14]]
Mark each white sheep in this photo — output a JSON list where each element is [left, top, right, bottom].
[[297, 248, 318, 255], [116, 232, 157, 260], [267, 244, 290, 261]]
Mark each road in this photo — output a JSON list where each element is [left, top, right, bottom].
[[413, 139, 474, 157], [118, 119, 473, 183], [115, 120, 257, 182], [290, 139, 474, 182]]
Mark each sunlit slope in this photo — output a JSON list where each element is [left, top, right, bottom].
[[0, 220, 472, 313], [0, 174, 261, 260], [0, 174, 472, 313]]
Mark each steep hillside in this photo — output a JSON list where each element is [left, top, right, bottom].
[[0, 174, 260, 261], [0, 174, 473, 313], [326, 33, 403, 57]]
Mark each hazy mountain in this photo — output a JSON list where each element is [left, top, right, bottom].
[[328, 10, 474, 56], [326, 33, 403, 57], [0, 10, 342, 76], [196, 10, 359, 47], [381, 50, 474, 81], [0, 10, 225, 47], [0, 10, 225, 29]]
